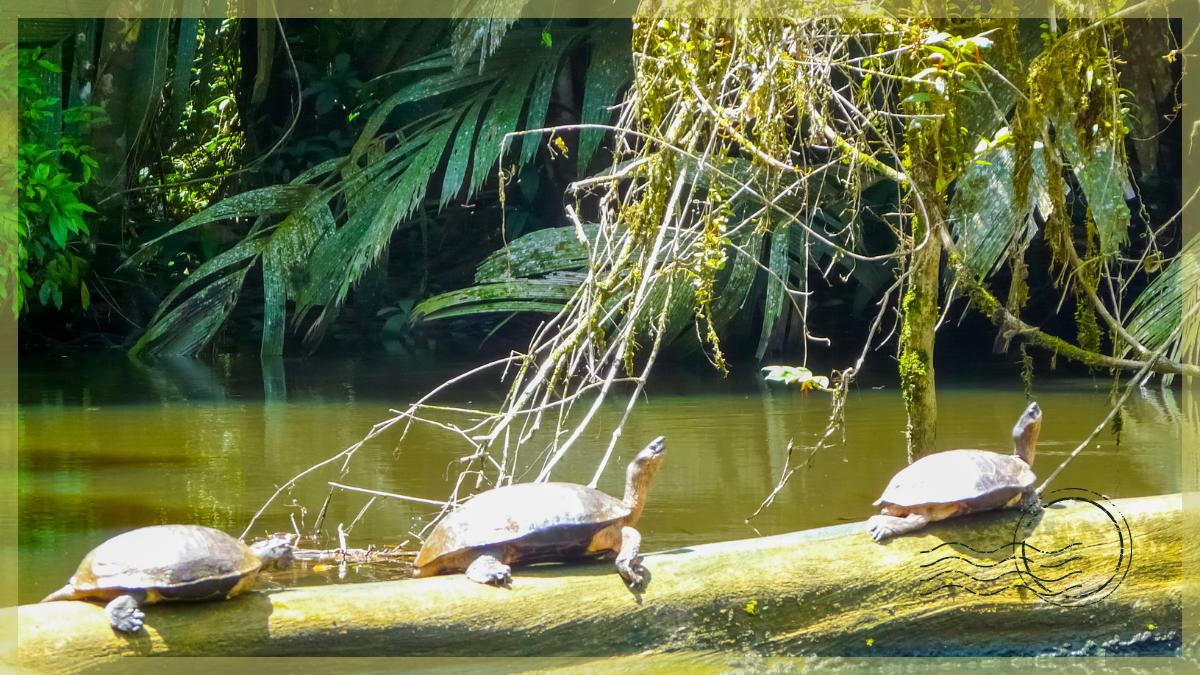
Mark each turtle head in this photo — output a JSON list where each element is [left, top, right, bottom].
[[623, 436, 667, 523], [1012, 402, 1042, 465], [250, 532, 297, 571]]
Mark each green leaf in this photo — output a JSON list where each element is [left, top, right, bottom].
[[298, 122, 455, 332], [901, 91, 934, 106], [132, 184, 316, 260], [440, 94, 488, 207], [475, 224, 597, 283], [761, 365, 812, 384], [170, 16, 200, 128], [261, 252, 286, 357], [79, 280, 90, 310], [757, 222, 791, 361], [519, 56, 560, 166], [350, 66, 494, 162], [412, 278, 579, 322], [710, 231, 762, 328], [130, 265, 252, 358], [261, 203, 335, 355], [1054, 110, 1132, 258], [468, 55, 541, 196], [449, 12, 521, 71], [578, 22, 633, 172], [144, 237, 265, 332], [48, 211, 68, 248], [416, 300, 565, 322]]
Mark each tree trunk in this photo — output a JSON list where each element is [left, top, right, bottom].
[[899, 198, 943, 462], [12, 494, 1182, 670]]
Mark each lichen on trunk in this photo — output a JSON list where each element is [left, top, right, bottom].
[[898, 210, 942, 463]]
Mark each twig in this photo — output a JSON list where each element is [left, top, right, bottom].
[[328, 482, 449, 507], [747, 440, 799, 520]]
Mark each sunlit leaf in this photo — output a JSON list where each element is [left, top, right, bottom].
[[950, 142, 1051, 278], [757, 222, 790, 361]]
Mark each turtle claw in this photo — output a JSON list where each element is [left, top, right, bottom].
[[866, 516, 891, 542], [482, 568, 512, 586], [465, 554, 512, 586], [617, 557, 647, 589], [106, 595, 145, 633], [867, 514, 928, 542]]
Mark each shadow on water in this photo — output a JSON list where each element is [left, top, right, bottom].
[[20, 447, 196, 472]]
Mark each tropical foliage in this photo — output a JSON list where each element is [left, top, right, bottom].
[[128, 21, 633, 357], [15, 48, 105, 315], [12, 12, 1189, 388]]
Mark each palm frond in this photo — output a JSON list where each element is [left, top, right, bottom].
[[467, 49, 542, 196], [261, 204, 336, 355], [711, 232, 763, 327], [136, 23, 627, 356], [133, 184, 317, 261], [757, 221, 790, 360], [413, 277, 581, 322], [519, 52, 560, 166], [296, 121, 455, 333], [414, 225, 591, 321], [950, 141, 1051, 278], [578, 22, 633, 172], [449, 1, 532, 72], [440, 95, 488, 208], [1121, 235, 1200, 373], [475, 224, 597, 282], [130, 237, 264, 358], [1052, 113, 1131, 258]]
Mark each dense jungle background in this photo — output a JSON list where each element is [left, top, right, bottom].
[[11, 13, 1187, 385]]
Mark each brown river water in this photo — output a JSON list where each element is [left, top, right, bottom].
[[16, 353, 1182, 605]]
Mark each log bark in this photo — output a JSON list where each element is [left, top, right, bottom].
[[11, 494, 1183, 670]]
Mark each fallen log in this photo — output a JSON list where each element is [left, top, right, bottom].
[[11, 493, 1182, 670]]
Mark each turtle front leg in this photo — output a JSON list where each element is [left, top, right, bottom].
[[1017, 489, 1042, 513], [105, 594, 145, 633], [867, 513, 929, 542], [615, 526, 647, 588], [465, 553, 512, 586]]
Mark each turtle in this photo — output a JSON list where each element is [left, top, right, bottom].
[[414, 435, 666, 587], [41, 525, 296, 633], [867, 401, 1043, 542]]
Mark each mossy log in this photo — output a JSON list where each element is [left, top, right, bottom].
[[13, 494, 1182, 670]]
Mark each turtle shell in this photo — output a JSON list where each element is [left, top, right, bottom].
[[415, 482, 630, 571], [874, 449, 1035, 508], [68, 525, 261, 600]]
